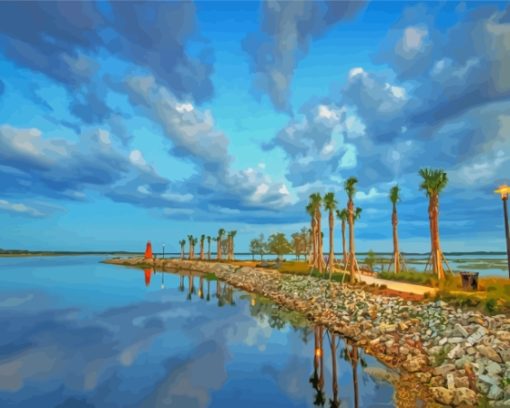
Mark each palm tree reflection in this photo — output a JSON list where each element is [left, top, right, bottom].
[[310, 326, 326, 406]]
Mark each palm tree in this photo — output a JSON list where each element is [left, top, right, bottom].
[[217, 229, 225, 260], [229, 230, 237, 261], [344, 177, 360, 282], [207, 236, 211, 260], [187, 235, 194, 260], [199, 234, 205, 260], [324, 192, 337, 275], [335, 209, 348, 267], [309, 193, 326, 273], [179, 239, 186, 260], [389, 185, 406, 274], [419, 168, 449, 280], [306, 202, 315, 266]]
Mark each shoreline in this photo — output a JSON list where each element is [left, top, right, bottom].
[[105, 257, 510, 407]]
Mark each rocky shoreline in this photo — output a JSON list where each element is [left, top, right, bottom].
[[106, 257, 510, 407]]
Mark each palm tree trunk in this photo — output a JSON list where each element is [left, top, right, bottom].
[[207, 242, 211, 261], [200, 242, 204, 260], [431, 194, 445, 279], [217, 238, 221, 260], [341, 219, 347, 266], [348, 200, 357, 282], [327, 209, 335, 272], [392, 205, 400, 273], [309, 218, 315, 266]]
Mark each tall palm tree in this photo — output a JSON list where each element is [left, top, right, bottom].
[[207, 236, 212, 260], [229, 230, 237, 261], [217, 229, 225, 260], [309, 193, 326, 273], [324, 192, 337, 275], [419, 168, 449, 280], [306, 202, 315, 266], [344, 177, 360, 282], [389, 185, 405, 273], [179, 239, 186, 260], [335, 209, 348, 267], [187, 235, 194, 260], [199, 234, 205, 260]]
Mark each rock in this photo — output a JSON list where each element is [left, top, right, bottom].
[[448, 337, 464, 344], [403, 355, 426, 373], [478, 345, 503, 363], [433, 363, 456, 376], [454, 376, 470, 389], [453, 387, 477, 406], [455, 323, 469, 337], [380, 323, 397, 333], [466, 347, 476, 356], [364, 366, 398, 384], [479, 374, 500, 387], [488, 384, 504, 400], [487, 361, 503, 376], [447, 373, 455, 390], [431, 387, 454, 406], [499, 348, 510, 363], [439, 337, 448, 346], [448, 344, 462, 359], [467, 327, 487, 345]]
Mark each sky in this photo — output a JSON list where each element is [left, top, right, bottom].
[[0, 0, 509, 253]]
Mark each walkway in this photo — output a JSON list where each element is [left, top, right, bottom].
[[358, 274, 438, 296]]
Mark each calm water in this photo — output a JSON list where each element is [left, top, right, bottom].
[[0, 256, 396, 407]]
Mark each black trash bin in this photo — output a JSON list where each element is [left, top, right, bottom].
[[459, 272, 479, 290]]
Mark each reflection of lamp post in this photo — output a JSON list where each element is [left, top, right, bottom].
[[161, 271, 165, 289], [495, 184, 510, 279], [162, 243, 165, 259]]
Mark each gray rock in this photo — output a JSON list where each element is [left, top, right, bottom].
[[488, 384, 504, 400], [455, 323, 469, 337], [448, 337, 464, 344], [479, 374, 500, 387], [487, 361, 503, 376], [446, 373, 455, 390], [467, 326, 487, 345]]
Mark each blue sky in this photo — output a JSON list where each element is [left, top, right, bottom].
[[0, 1, 509, 253]]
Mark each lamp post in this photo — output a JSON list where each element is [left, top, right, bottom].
[[162, 243, 165, 259], [495, 184, 510, 279]]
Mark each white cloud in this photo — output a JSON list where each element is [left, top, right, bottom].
[[129, 149, 147, 168], [0, 199, 44, 217], [355, 187, 385, 201]]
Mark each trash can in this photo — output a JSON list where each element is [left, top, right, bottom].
[[459, 272, 479, 290]]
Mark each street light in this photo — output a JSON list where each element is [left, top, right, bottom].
[[495, 184, 510, 279], [162, 243, 165, 259]]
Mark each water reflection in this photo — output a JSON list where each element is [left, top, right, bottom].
[[144, 268, 152, 287], [142, 268, 390, 407]]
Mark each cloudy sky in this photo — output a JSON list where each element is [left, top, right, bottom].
[[0, 1, 509, 253]]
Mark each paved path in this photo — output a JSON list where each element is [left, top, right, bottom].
[[358, 274, 438, 296]]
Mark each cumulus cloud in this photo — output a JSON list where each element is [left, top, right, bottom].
[[243, 0, 365, 112], [264, 102, 357, 187], [0, 1, 214, 141]]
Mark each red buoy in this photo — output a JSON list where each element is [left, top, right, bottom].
[[144, 241, 153, 259]]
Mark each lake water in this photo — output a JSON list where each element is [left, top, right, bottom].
[[0, 256, 397, 407]]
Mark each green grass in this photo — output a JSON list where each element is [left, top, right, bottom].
[[277, 261, 349, 282]]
